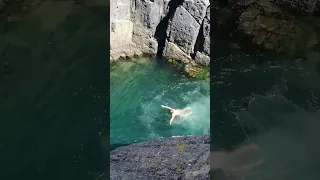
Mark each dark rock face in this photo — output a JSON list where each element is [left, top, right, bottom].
[[238, 1, 295, 50], [110, 134, 210, 180], [273, 0, 318, 14]]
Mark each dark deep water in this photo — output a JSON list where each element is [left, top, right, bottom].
[[0, 3, 108, 180], [211, 53, 320, 179]]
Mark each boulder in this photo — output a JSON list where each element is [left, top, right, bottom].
[[195, 51, 210, 66], [131, 0, 169, 54], [166, 6, 201, 55], [238, 2, 295, 50], [110, 134, 210, 180]]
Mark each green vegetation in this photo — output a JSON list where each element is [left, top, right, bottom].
[[168, 58, 178, 65], [196, 67, 210, 80]]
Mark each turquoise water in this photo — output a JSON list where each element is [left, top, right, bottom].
[[110, 58, 210, 149]]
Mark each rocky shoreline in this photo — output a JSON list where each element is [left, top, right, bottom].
[[110, 134, 210, 180], [110, 0, 211, 78]]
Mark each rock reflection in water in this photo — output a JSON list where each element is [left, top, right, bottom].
[[211, 54, 320, 180]]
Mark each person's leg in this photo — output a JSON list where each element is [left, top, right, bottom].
[[169, 115, 176, 125]]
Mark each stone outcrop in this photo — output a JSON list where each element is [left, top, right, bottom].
[[110, 0, 144, 62], [110, 134, 210, 180], [237, 0, 295, 51], [110, 0, 210, 68], [215, 0, 320, 58]]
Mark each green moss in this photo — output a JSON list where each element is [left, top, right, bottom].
[[196, 67, 209, 80], [168, 58, 178, 65], [279, 20, 315, 56]]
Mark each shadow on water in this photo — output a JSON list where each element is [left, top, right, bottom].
[[211, 53, 320, 180], [0, 2, 108, 180]]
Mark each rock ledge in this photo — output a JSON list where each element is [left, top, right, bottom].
[[110, 134, 210, 180]]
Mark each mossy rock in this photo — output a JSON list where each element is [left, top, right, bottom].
[[278, 19, 316, 56], [196, 67, 210, 80], [168, 58, 178, 65], [185, 65, 209, 80]]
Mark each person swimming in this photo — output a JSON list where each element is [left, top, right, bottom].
[[161, 105, 192, 125]]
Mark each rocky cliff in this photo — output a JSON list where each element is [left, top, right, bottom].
[[110, 0, 210, 67], [110, 134, 210, 180]]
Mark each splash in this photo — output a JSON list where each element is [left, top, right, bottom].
[[110, 58, 210, 146], [139, 80, 210, 138]]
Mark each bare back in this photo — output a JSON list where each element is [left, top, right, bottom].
[[173, 107, 192, 117]]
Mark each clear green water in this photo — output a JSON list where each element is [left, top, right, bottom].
[[110, 58, 210, 149]]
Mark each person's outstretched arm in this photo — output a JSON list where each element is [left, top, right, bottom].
[[161, 105, 173, 110], [169, 115, 175, 125]]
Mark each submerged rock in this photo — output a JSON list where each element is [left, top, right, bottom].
[[110, 134, 210, 180]]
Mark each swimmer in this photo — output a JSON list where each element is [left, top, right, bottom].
[[161, 105, 192, 125]]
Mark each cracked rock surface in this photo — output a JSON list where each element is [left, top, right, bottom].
[[110, 134, 210, 180]]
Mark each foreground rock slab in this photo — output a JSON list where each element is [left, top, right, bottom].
[[110, 134, 210, 180]]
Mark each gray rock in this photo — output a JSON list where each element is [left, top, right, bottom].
[[195, 51, 210, 66], [132, 0, 168, 30], [202, 7, 210, 55], [166, 6, 201, 55], [131, 0, 168, 54], [111, 0, 131, 21], [182, 0, 210, 24], [257, 0, 282, 15], [110, 134, 210, 180], [163, 41, 192, 64]]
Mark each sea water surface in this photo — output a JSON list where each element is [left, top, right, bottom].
[[211, 53, 320, 180], [0, 4, 108, 180], [110, 58, 210, 149]]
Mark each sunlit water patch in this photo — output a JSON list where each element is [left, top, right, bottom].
[[110, 58, 210, 150]]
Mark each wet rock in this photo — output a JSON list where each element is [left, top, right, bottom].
[[184, 64, 202, 78], [110, 134, 210, 180], [110, 44, 145, 63]]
